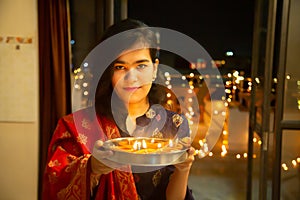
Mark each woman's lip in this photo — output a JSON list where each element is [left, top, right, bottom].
[[123, 87, 140, 91]]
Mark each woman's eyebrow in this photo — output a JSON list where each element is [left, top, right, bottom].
[[114, 59, 151, 65], [135, 59, 151, 64]]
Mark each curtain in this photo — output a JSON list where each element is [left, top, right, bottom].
[[38, 0, 71, 199]]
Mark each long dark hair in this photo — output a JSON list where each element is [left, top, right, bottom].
[[94, 18, 165, 120]]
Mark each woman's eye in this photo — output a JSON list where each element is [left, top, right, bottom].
[[114, 65, 125, 70], [137, 64, 147, 69]]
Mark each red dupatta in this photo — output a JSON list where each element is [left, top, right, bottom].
[[95, 116, 138, 200], [42, 108, 138, 200]]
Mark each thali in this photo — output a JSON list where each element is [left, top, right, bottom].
[[102, 137, 190, 166]]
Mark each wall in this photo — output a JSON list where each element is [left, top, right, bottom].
[[0, 0, 38, 199]]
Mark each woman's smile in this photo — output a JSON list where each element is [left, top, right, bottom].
[[123, 86, 141, 92]]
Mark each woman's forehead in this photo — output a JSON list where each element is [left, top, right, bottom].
[[117, 48, 151, 61]]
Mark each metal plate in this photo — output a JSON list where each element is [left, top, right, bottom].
[[102, 137, 189, 166]]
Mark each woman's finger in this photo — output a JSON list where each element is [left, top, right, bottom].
[[92, 140, 113, 160]]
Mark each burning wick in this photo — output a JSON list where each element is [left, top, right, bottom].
[[168, 139, 174, 147], [157, 143, 162, 148], [133, 140, 147, 150], [142, 140, 147, 148], [133, 140, 142, 150]]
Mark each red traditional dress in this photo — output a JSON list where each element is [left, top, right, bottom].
[[42, 108, 138, 200]]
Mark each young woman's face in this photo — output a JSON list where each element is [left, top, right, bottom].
[[112, 48, 158, 105]]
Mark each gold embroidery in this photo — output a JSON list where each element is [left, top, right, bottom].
[[48, 172, 58, 184], [106, 126, 118, 139], [77, 133, 87, 145], [67, 155, 77, 161], [172, 114, 183, 128], [57, 155, 90, 200], [114, 170, 138, 200], [152, 170, 162, 187], [152, 128, 163, 138], [48, 159, 61, 167], [65, 155, 80, 173], [61, 131, 71, 139], [81, 118, 91, 130], [146, 108, 156, 119]]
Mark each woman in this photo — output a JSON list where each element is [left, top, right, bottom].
[[43, 18, 195, 200]]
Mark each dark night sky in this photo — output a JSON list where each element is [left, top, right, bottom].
[[128, 0, 255, 60]]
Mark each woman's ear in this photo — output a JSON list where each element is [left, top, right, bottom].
[[153, 58, 159, 78]]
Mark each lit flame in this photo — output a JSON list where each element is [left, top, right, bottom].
[[157, 143, 162, 148], [142, 140, 147, 149], [132, 139, 147, 150], [169, 139, 173, 147], [133, 140, 142, 150]]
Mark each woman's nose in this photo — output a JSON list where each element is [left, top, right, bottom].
[[124, 69, 138, 81]]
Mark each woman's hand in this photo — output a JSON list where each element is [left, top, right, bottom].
[[91, 140, 124, 175], [174, 147, 195, 172], [166, 147, 195, 200]]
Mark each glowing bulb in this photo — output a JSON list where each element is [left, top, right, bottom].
[[221, 145, 227, 152], [226, 51, 234, 56], [221, 152, 227, 157], [292, 160, 297, 167], [255, 77, 260, 84], [199, 140, 204, 147], [282, 163, 288, 171]]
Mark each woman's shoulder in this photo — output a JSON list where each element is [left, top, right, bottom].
[[57, 107, 98, 128]]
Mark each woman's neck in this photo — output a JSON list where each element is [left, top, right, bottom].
[[127, 99, 150, 119], [125, 98, 150, 135]]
